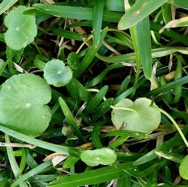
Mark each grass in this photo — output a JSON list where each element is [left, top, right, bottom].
[[0, 0, 188, 186]]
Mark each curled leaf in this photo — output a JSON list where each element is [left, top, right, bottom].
[[80, 148, 117, 167], [160, 17, 188, 33]]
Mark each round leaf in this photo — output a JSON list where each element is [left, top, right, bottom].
[[111, 98, 161, 134], [0, 74, 52, 137], [43, 59, 73, 87], [67, 52, 80, 71], [179, 155, 188, 180], [4, 6, 37, 50], [80, 148, 117, 167]]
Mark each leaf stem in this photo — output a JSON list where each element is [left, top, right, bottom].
[[151, 105, 188, 147], [110, 105, 136, 112]]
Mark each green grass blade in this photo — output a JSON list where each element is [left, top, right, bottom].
[[168, 0, 188, 10], [85, 85, 108, 113], [91, 120, 105, 148], [86, 63, 124, 88], [162, 3, 172, 24], [118, 0, 167, 30], [104, 130, 148, 139], [92, 98, 114, 120], [130, 16, 152, 79], [112, 31, 133, 49], [19, 149, 27, 173], [5, 135, 27, 187], [151, 21, 188, 46], [105, 0, 124, 11], [66, 78, 89, 102], [108, 136, 128, 148], [33, 4, 122, 22], [155, 151, 184, 163], [164, 17, 188, 28], [114, 77, 146, 104], [63, 156, 80, 169], [173, 54, 183, 103], [0, 124, 80, 156], [74, 27, 108, 78], [117, 176, 131, 187], [93, 0, 105, 47], [115, 75, 131, 97], [149, 76, 188, 96], [58, 97, 85, 143], [125, 160, 166, 177], [5, 135, 21, 178], [11, 161, 52, 187], [51, 29, 86, 41], [26, 153, 38, 168], [48, 163, 132, 187], [98, 47, 188, 63], [0, 0, 18, 15], [133, 130, 187, 165]]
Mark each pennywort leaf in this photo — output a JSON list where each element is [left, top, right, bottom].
[[0, 74, 51, 137], [4, 6, 37, 50], [43, 59, 73, 87], [111, 98, 161, 134], [80, 148, 117, 166], [179, 155, 188, 180]]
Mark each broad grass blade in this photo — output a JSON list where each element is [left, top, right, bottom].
[[118, 0, 167, 30], [130, 16, 152, 79]]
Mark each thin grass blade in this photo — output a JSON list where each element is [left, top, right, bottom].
[[0, 0, 18, 15], [0, 124, 80, 156], [48, 163, 132, 187], [58, 97, 85, 143], [11, 161, 52, 187], [5, 135, 27, 187], [93, 0, 105, 47]]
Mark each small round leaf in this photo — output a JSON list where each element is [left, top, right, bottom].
[[80, 148, 117, 167], [4, 6, 37, 50], [179, 155, 188, 180], [111, 98, 161, 134], [43, 59, 73, 87], [0, 74, 52, 137]]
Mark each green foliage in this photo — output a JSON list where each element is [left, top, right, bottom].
[[0, 74, 51, 136], [43, 59, 73, 87], [118, 0, 167, 30], [0, 0, 188, 186], [179, 155, 188, 180], [111, 98, 161, 134], [4, 6, 37, 50], [80, 148, 117, 166]]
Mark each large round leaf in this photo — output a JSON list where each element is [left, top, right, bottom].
[[4, 6, 37, 51], [43, 59, 73, 87], [80, 148, 117, 167], [0, 74, 52, 137], [111, 98, 161, 134], [179, 155, 188, 180]]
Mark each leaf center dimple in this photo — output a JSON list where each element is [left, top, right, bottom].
[[57, 70, 61, 74], [25, 103, 32, 108]]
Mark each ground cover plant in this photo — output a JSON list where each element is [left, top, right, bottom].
[[0, 0, 188, 186]]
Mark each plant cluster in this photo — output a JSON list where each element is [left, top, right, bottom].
[[0, 0, 188, 186]]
